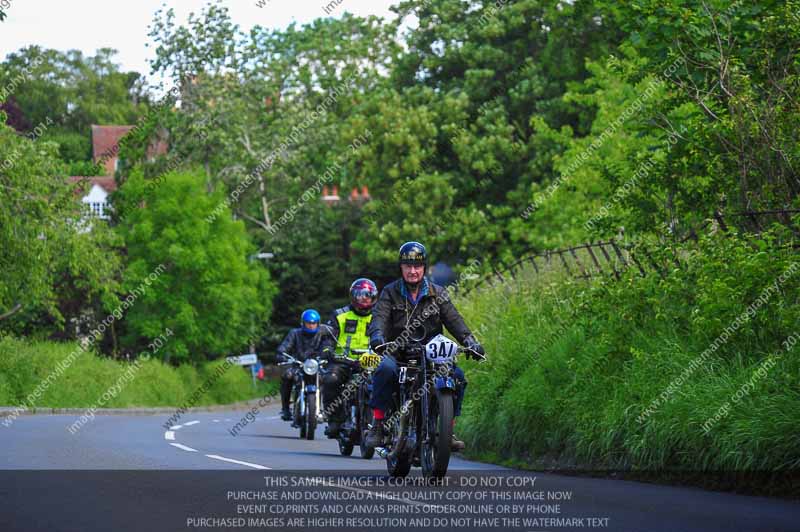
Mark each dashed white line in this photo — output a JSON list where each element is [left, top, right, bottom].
[[266, 415, 280, 420], [170, 443, 198, 452], [213, 419, 220, 423], [184, 420, 200, 426], [205, 454, 271, 470], [162, 425, 435, 510], [169, 425, 182, 430]]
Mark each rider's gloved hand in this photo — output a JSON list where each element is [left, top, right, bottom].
[[320, 347, 334, 362], [369, 335, 385, 351], [371, 336, 396, 355], [464, 335, 485, 360]]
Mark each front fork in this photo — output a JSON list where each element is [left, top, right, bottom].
[[298, 382, 305, 414], [316, 371, 323, 422]]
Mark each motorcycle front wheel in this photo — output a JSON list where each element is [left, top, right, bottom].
[[293, 388, 304, 437], [386, 415, 411, 478], [297, 401, 306, 439], [421, 390, 453, 479], [304, 395, 317, 440], [338, 436, 354, 456], [358, 384, 375, 459]]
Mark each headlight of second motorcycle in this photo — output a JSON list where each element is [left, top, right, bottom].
[[303, 359, 319, 375]]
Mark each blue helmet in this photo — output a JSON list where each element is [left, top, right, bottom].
[[300, 309, 320, 334]]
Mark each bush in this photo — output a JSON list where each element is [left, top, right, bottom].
[[0, 335, 275, 409], [457, 229, 800, 474]]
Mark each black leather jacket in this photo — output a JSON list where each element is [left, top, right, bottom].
[[367, 279, 474, 361], [276, 327, 335, 361]]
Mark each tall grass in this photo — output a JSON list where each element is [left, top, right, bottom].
[[456, 230, 800, 475], [0, 336, 276, 408]]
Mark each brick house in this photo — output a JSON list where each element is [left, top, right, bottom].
[[70, 125, 168, 221], [68, 176, 116, 220], [91, 125, 134, 175], [73, 123, 366, 219], [321, 185, 371, 205]]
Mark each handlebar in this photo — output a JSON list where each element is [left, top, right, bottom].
[[459, 345, 487, 361], [277, 352, 330, 366], [373, 342, 486, 362]]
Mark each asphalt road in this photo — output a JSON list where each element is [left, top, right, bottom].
[[1, 403, 798, 532]]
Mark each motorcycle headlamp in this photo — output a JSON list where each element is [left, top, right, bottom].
[[303, 358, 319, 375]]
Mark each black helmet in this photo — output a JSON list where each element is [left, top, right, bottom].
[[399, 241, 427, 268], [350, 278, 378, 316]]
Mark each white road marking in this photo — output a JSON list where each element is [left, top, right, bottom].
[[266, 415, 280, 420], [170, 425, 182, 430], [213, 419, 220, 423], [205, 454, 271, 470], [161, 429, 437, 510], [170, 443, 198, 452], [224, 418, 232, 422], [184, 420, 200, 426]]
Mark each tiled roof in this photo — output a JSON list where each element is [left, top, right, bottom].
[[91, 125, 133, 175]]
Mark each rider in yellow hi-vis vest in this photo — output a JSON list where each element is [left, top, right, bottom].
[[322, 278, 379, 438], [334, 307, 372, 358]]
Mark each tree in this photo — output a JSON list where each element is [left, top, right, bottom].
[[351, 0, 622, 267], [0, 97, 30, 132], [114, 168, 276, 363], [0, 121, 120, 335], [588, 0, 800, 231], [1, 46, 149, 165], [145, 2, 398, 328]]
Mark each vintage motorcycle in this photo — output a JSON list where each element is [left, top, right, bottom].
[[331, 350, 382, 459], [278, 352, 327, 440], [376, 334, 485, 478]]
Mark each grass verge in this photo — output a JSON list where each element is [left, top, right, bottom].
[[0, 335, 277, 410], [455, 230, 800, 495]]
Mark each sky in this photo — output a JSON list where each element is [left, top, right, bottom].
[[0, 0, 399, 78]]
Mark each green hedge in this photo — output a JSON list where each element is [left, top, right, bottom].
[[457, 229, 800, 476], [0, 336, 276, 408]]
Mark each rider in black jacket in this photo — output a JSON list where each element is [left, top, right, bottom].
[[278, 309, 335, 421], [365, 242, 485, 450]]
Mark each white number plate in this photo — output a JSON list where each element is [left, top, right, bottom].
[[425, 334, 458, 363]]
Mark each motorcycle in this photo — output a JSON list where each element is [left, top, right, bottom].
[[330, 350, 382, 459], [375, 334, 485, 479], [278, 352, 327, 440]]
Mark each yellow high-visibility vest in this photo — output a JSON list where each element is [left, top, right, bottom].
[[335, 309, 372, 359]]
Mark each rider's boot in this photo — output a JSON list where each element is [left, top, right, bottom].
[[280, 407, 292, 421], [325, 420, 342, 438], [364, 423, 384, 448], [365, 408, 386, 448], [451, 420, 465, 452]]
